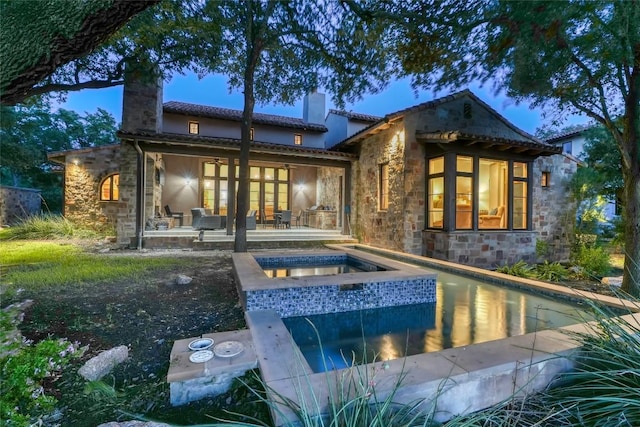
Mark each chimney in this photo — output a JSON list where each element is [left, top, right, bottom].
[[121, 61, 163, 133], [303, 91, 325, 125]]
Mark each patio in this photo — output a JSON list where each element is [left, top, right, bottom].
[[140, 226, 357, 250]]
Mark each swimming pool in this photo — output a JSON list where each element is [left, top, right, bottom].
[[283, 269, 589, 372]]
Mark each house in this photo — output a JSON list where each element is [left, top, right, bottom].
[[48, 78, 576, 268], [545, 126, 620, 222]]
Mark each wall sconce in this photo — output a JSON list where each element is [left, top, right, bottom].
[[185, 178, 192, 186], [72, 158, 80, 166], [296, 183, 305, 192]]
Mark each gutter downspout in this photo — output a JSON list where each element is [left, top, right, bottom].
[[134, 141, 144, 250]]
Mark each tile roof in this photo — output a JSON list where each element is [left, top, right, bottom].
[[163, 101, 327, 132], [330, 89, 544, 149], [416, 131, 561, 155], [117, 131, 355, 161], [327, 109, 382, 123], [544, 125, 592, 143]]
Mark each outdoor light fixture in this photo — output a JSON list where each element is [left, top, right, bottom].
[[185, 178, 192, 186]]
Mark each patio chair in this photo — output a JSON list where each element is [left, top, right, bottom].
[[294, 210, 303, 228], [246, 210, 257, 230], [278, 210, 292, 229], [164, 205, 184, 227], [190, 208, 222, 230]]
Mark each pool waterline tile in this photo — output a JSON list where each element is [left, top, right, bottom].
[[233, 248, 438, 318]]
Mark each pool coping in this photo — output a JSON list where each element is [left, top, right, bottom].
[[233, 248, 434, 292], [246, 245, 640, 425]]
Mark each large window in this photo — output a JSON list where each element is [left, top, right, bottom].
[[456, 156, 473, 229], [426, 155, 531, 231], [478, 158, 507, 229], [379, 163, 389, 211], [249, 166, 289, 223], [203, 162, 238, 215], [100, 174, 119, 201], [427, 157, 444, 228]]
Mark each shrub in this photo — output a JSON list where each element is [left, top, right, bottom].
[[496, 260, 536, 278], [535, 240, 549, 259], [541, 301, 640, 425], [571, 245, 611, 278], [0, 214, 108, 241], [0, 310, 84, 426], [535, 261, 570, 282]]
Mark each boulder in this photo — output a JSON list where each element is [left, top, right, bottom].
[[601, 276, 623, 287], [175, 274, 192, 285], [78, 345, 129, 381]]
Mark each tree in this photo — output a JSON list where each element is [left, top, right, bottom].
[[384, 0, 640, 295], [0, 101, 119, 212], [194, 0, 393, 252], [0, 0, 160, 105]]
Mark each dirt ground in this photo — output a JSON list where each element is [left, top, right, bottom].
[[18, 248, 270, 426]]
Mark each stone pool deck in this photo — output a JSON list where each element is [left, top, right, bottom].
[[167, 244, 639, 422], [167, 329, 257, 406]]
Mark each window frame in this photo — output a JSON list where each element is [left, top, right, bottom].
[[425, 154, 532, 232], [99, 173, 119, 201], [379, 162, 389, 211], [294, 133, 302, 145], [541, 171, 550, 187], [188, 121, 200, 135]]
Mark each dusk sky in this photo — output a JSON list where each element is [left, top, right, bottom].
[[59, 71, 589, 136]]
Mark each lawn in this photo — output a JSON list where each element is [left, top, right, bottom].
[[0, 240, 269, 426]]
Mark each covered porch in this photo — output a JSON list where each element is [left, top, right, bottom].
[[118, 131, 356, 247]]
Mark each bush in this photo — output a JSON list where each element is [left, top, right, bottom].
[[541, 301, 640, 425], [536, 261, 570, 282], [571, 245, 611, 278], [496, 260, 536, 278], [0, 306, 84, 426], [535, 240, 549, 259], [0, 214, 108, 241]]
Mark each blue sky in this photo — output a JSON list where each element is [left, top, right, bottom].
[[59, 71, 587, 136]]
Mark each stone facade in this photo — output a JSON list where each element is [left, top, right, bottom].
[[422, 230, 538, 268], [532, 154, 578, 262], [61, 145, 120, 231], [0, 186, 41, 225], [352, 121, 423, 253]]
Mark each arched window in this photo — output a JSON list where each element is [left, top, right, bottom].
[[100, 174, 119, 201]]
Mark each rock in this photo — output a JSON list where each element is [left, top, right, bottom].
[[175, 274, 192, 285], [78, 345, 129, 381], [601, 276, 623, 287], [97, 422, 171, 427]]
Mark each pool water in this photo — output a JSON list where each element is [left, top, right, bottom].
[[283, 269, 589, 372], [263, 263, 366, 278]]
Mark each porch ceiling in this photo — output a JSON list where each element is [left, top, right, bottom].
[[117, 131, 356, 165], [415, 130, 561, 156]]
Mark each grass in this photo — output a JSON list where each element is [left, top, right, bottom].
[[0, 241, 189, 292], [0, 214, 109, 241]]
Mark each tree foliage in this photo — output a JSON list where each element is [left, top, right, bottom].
[[384, 0, 640, 294], [0, 0, 160, 105], [0, 101, 118, 211], [192, 0, 394, 251]]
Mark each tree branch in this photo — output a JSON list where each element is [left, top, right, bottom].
[[28, 79, 126, 98], [1, 0, 159, 105]]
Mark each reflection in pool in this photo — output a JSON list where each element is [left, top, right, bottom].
[[283, 269, 588, 373]]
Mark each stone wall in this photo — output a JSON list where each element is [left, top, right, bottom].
[[352, 120, 424, 254], [422, 230, 538, 268], [62, 145, 120, 231], [316, 166, 342, 211], [117, 142, 139, 246], [0, 186, 41, 225], [532, 154, 578, 262]]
